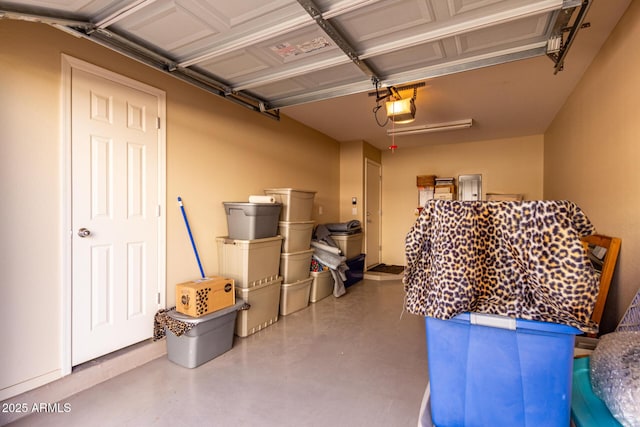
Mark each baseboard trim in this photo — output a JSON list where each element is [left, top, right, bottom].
[[363, 271, 403, 281], [0, 339, 166, 426]]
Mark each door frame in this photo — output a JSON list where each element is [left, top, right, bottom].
[[364, 158, 382, 269], [60, 54, 167, 375]]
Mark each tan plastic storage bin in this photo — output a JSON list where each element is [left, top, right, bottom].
[[279, 220, 314, 253], [279, 248, 314, 284], [310, 270, 332, 303], [264, 188, 316, 221], [235, 277, 282, 337], [216, 236, 282, 288], [331, 233, 363, 259], [280, 277, 312, 316]]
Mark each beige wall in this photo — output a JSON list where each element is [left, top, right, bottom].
[[165, 93, 340, 301], [338, 140, 382, 260], [380, 135, 544, 266], [2, 1, 638, 400], [339, 140, 382, 223], [0, 20, 340, 399], [339, 141, 364, 223], [0, 20, 65, 401], [544, 1, 640, 333]]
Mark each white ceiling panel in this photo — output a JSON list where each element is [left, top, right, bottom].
[[104, 0, 311, 62], [197, 49, 273, 82], [204, 0, 294, 27], [248, 76, 310, 99], [250, 61, 365, 100], [367, 40, 447, 75], [447, 0, 521, 16], [329, 0, 436, 46], [455, 14, 550, 55], [0, 0, 129, 19], [0, 0, 593, 119], [198, 26, 346, 88], [115, 2, 220, 53]]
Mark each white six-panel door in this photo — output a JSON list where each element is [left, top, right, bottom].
[[70, 65, 163, 366]]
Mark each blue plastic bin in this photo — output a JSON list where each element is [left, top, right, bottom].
[[425, 313, 581, 427], [571, 357, 622, 427], [344, 253, 365, 287]]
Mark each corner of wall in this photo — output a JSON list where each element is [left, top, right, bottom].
[[339, 141, 366, 222]]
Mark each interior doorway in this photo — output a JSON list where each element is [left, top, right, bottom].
[[364, 159, 382, 269], [62, 55, 167, 371]]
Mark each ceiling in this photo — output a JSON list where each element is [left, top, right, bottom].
[[0, 0, 632, 150]]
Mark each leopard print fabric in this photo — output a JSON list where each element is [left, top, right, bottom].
[[403, 200, 600, 333], [153, 307, 195, 340]]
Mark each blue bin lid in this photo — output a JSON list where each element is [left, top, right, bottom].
[[451, 312, 582, 335]]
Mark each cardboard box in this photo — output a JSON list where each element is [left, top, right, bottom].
[[416, 175, 436, 187], [434, 184, 455, 193], [433, 192, 454, 200], [176, 276, 235, 317]]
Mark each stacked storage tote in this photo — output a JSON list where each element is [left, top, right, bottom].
[[330, 227, 364, 287], [164, 275, 243, 368], [264, 188, 316, 316], [218, 202, 283, 337], [309, 264, 333, 303], [162, 197, 244, 368]]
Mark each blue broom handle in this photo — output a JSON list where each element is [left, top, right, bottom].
[[177, 197, 206, 279]]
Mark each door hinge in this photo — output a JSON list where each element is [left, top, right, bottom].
[[156, 117, 161, 129], [157, 205, 161, 217], [157, 292, 161, 304]]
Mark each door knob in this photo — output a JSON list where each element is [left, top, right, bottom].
[[78, 228, 91, 238]]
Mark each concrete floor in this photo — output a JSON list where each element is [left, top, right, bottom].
[[9, 278, 429, 427]]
